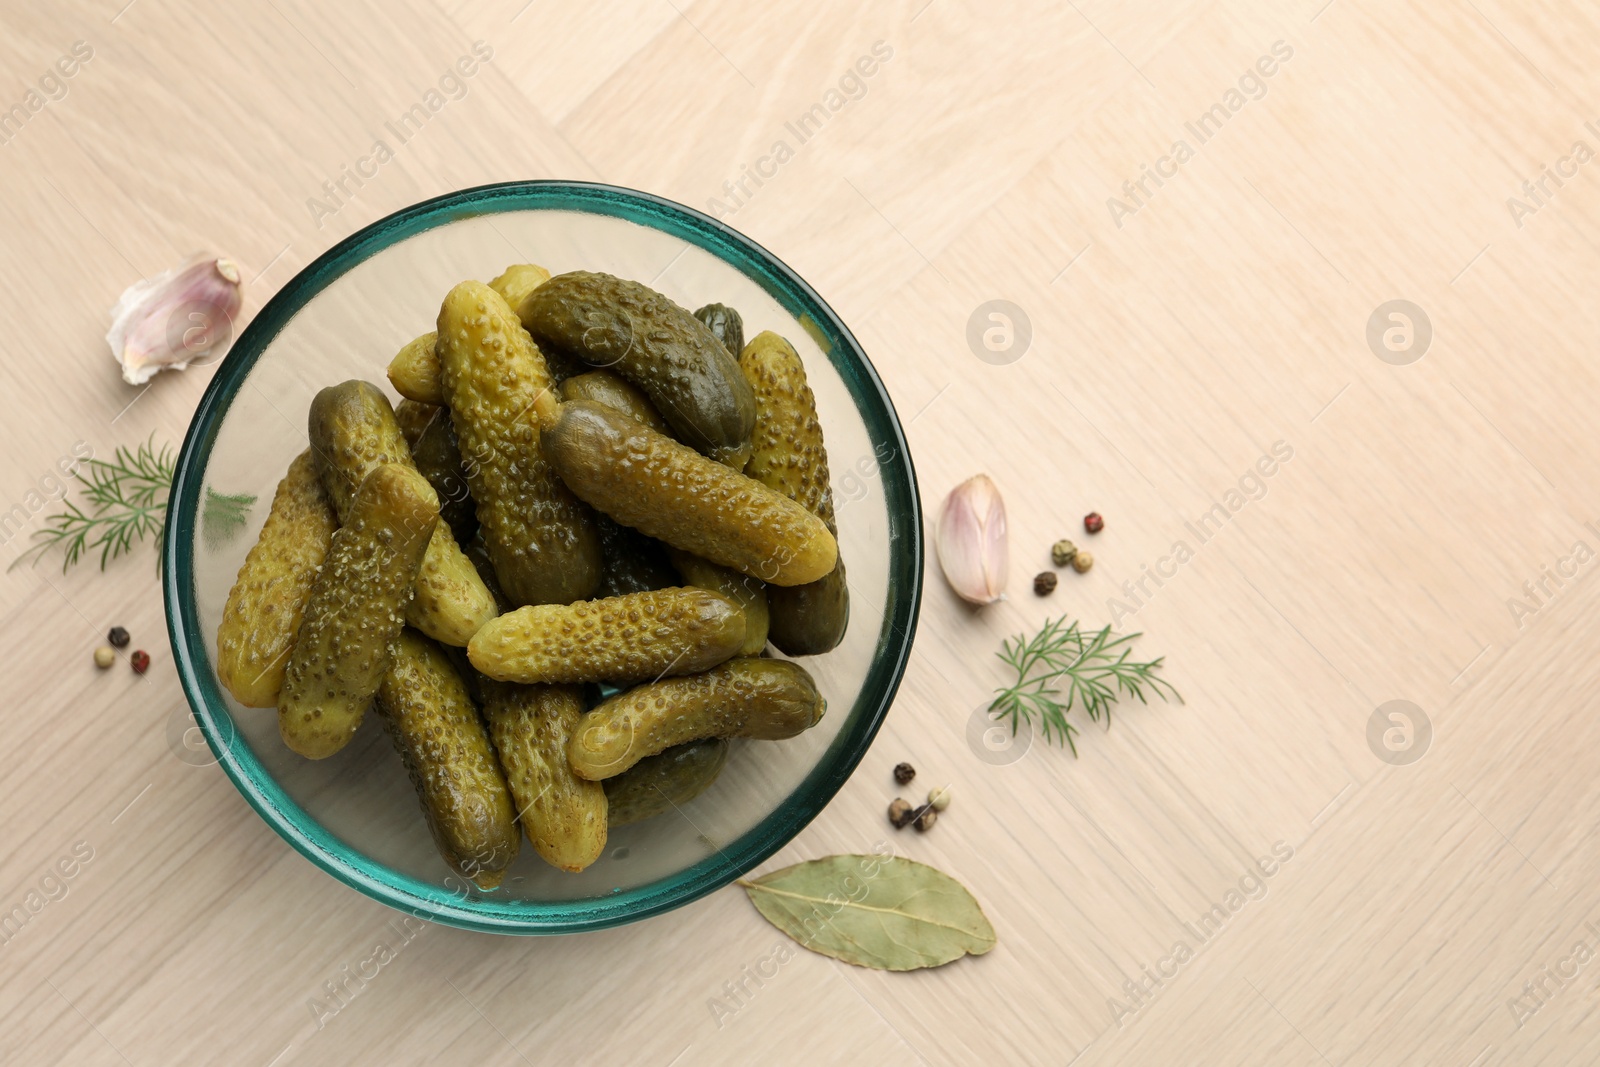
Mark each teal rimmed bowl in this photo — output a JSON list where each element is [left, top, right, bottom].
[[163, 181, 922, 933]]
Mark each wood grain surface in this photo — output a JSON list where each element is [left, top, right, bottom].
[[2, 0, 1597, 1063]]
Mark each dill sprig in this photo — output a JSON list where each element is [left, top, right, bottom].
[[988, 616, 1181, 756], [202, 487, 256, 548], [11, 437, 176, 574]]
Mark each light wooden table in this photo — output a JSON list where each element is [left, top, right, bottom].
[[3, 0, 1598, 1063]]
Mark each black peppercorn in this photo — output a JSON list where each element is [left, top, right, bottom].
[[108, 626, 130, 648], [1033, 571, 1057, 596], [893, 762, 916, 785]]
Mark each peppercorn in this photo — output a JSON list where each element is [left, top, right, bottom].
[[1051, 539, 1077, 567], [893, 762, 916, 785], [913, 805, 937, 832], [1083, 512, 1104, 534], [108, 626, 130, 648], [94, 647, 115, 669], [888, 798, 915, 829], [1033, 571, 1057, 596], [927, 785, 952, 812], [1071, 550, 1094, 573], [130, 650, 150, 674]]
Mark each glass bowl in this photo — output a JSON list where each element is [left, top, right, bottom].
[[163, 181, 922, 934]]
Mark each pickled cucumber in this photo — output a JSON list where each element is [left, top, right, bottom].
[[437, 280, 603, 606], [389, 266, 556, 403], [595, 517, 678, 598], [767, 564, 848, 656], [693, 303, 744, 360], [394, 398, 438, 450], [481, 681, 607, 872], [410, 405, 477, 543], [377, 628, 520, 888], [535, 396, 837, 587], [278, 464, 439, 760], [216, 450, 338, 707], [387, 332, 442, 405], [604, 739, 729, 825], [521, 271, 756, 466], [667, 547, 768, 656], [560, 370, 670, 434], [488, 262, 551, 313], [308, 380, 496, 646], [739, 331, 849, 654], [465, 528, 510, 613], [467, 587, 745, 685], [568, 657, 824, 780]]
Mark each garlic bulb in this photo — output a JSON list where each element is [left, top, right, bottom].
[[108, 254, 243, 385], [935, 474, 1008, 604]]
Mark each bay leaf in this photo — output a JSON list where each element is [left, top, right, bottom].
[[739, 854, 996, 971]]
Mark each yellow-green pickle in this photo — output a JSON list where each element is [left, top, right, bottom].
[[668, 547, 768, 656], [739, 330, 849, 655], [308, 379, 496, 646], [559, 369, 671, 434], [464, 528, 510, 613], [278, 464, 440, 760], [604, 739, 730, 825], [481, 681, 607, 872], [594, 516, 678, 598], [216, 450, 338, 708], [390, 263, 559, 405], [521, 271, 757, 466], [568, 657, 824, 780], [535, 395, 837, 587], [409, 405, 477, 543], [387, 331, 442, 405], [377, 628, 520, 888], [437, 280, 603, 606], [693, 303, 744, 359], [394, 398, 439, 450], [487, 261, 551, 313], [467, 587, 746, 685]]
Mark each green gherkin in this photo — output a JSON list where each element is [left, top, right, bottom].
[[278, 464, 439, 760], [568, 658, 824, 780], [377, 628, 520, 888], [393, 398, 438, 449], [739, 331, 849, 655], [693, 302, 744, 360], [488, 261, 551, 314], [216, 449, 337, 708], [387, 264, 557, 404], [560, 369, 671, 434], [308, 379, 496, 647], [464, 527, 510, 613], [522, 271, 756, 467], [667, 547, 768, 656], [594, 516, 678, 598], [481, 681, 607, 872], [437, 280, 603, 607], [387, 331, 442, 405], [536, 397, 837, 587], [604, 739, 730, 825], [409, 405, 477, 544], [467, 587, 746, 685]]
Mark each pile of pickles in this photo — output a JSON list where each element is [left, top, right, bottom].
[[213, 265, 848, 884]]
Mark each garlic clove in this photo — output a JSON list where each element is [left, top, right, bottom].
[[108, 253, 243, 386], [935, 473, 1008, 605]]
